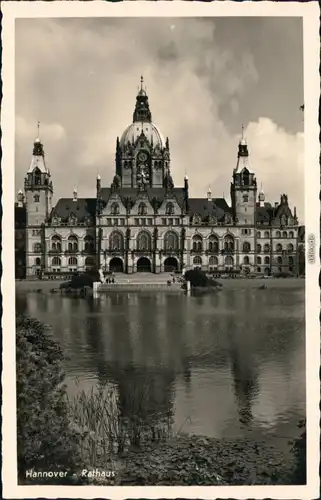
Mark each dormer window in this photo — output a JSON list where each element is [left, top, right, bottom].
[[166, 202, 174, 215], [138, 202, 147, 216], [34, 194, 40, 203], [111, 203, 120, 216]]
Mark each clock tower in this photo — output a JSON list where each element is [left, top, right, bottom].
[[115, 77, 171, 189]]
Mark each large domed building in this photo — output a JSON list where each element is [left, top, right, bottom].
[[16, 78, 301, 278]]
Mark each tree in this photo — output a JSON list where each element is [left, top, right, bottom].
[[184, 269, 221, 288], [16, 316, 82, 484]]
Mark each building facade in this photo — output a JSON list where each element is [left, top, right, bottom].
[[17, 79, 301, 277]]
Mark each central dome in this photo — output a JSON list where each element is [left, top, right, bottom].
[[120, 121, 165, 149]]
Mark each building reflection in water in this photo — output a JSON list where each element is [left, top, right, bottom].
[[15, 285, 305, 441]]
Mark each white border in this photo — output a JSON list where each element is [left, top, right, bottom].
[[2, 2, 320, 499]]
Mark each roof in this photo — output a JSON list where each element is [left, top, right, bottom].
[[119, 121, 165, 149], [100, 186, 186, 208], [15, 205, 27, 227], [188, 198, 232, 222], [50, 198, 96, 223]]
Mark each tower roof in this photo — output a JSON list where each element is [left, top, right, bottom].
[[133, 76, 152, 122], [27, 133, 50, 175], [234, 126, 254, 174]]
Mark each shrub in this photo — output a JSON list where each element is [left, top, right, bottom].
[[16, 315, 82, 484], [291, 419, 306, 484], [70, 273, 94, 289], [184, 269, 221, 288]]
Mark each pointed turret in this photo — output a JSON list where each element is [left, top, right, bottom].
[[27, 122, 50, 175], [133, 76, 152, 122]]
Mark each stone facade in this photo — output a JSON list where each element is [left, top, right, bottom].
[[17, 79, 300, 277]]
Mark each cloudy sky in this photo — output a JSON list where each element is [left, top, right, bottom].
[[15, 16, 304, 220]]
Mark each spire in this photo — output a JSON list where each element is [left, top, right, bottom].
[[238, 125, 248, 158], [27, 124, 49, 174], [73, 187, 78, 202], [33, 121, 45, 157], [133, 76, 152, 123], [207, 186, 212, 202]]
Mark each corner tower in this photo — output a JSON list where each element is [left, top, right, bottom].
[[24, 127, 53, 226], [230, 128, 257, 225], [115, 77, 171, 189]]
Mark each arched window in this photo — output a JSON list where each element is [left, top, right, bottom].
[[33, 243, 42, 253], [282, 231, 287, 238], [52, 256, 61, 267], [225, 256, 234, 268], [287, 243, 294, 253], [193, 255, 202, 266], [288, 256, 294, 266], [277, 256, 282, 264], [34, 168, 41, 186], [164, 231, 179, 251], [84, 235, 95, 252], [85, 256, 95, 270], [276, 231, 281, 238], [242, 169, 250, 186], [264, 231, 269, 238], [256, 243, 262, 253], [208, 235, 219, 253], [192, 235, 203, 252], [35, 258, 41, 266], [137, 231, 151, 251], [111, 203, 120, 216], [263, 243, 270, 253], [166, 202, 174, 216], [224, 235, 234, 252], [289, 231, 294, 238], [109, 231, 124, 251], [209, 256, 218, 267], [68, 235, 78, 252], [68, 257, 77, 266], [243, 256, 250, 265], [243, 241, 251, 252], [243, 194, 249, 202], [257, 256, 262, 264], [276, 243, 283, 252], [33, 194, 40, 203], [51, 235, 62, 252], [264, 256, 270, 264], [138, 203, 147, 216], [257, 231, 261, 239]]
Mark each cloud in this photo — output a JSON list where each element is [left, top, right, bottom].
[[15, 17, 304, 221]]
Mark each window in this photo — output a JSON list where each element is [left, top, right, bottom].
[[109, 231, 124, 251], [257, 267, 261, 273], [289, 231, 294, 238], [137, 231, 151, 251], [263, 243, 270, 253], [164, 231, 179, 251], [193, 255, 202, 267], [51, 235, 62, 252], [264, 231, 269, 238], [68, 235, 78, 252], [138, 203, 147, 216], [287, 243, 294, 252], [120, 219, 125, 226], [148, 219, 153, 226], [106, 218, 112, 226], [166, 202, 174, 215], [68, 257, 77, 266], [84, 235, 95, 252], [243, 195, 249, 203], [276, 243, 283, 252], [192, 235, 203, 252], [282, 231, 287, 238], [257, 231, 261, 239], [34, 194, 40, 203], [257, 256, 262, 264], [162, 218, 167, 226], [243, 256, 250, 265], [224, 235, 234, 252], [243, 242, 251, 252], [288, 256, 294, 266], [209, 256, 218, 267], [33, 243, 42, 253], [85, 257, 95, 268], [52, 256, 61, 267], [277, 256, 282, 264], [35, 258, 41, 266], [134, 218, 140, 226], [264, 256, 270, 265], [257, 244, 262, 253], [225, 255, 234, 268], [276, 231, 281, 238], [208, 235, 219, 253], [111, 203, 120, 215]]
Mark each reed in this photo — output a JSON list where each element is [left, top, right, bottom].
[[67, 382, 174, 465]]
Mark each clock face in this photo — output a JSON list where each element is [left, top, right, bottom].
[[138, 152, 148, 163]]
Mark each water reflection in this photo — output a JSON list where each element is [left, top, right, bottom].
[[16, 285, 305, 445]]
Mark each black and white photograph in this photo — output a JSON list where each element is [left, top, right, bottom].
[[2, 1, 320, 498]]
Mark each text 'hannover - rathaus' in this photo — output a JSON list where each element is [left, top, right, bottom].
[[16, 77, 301, 277]]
